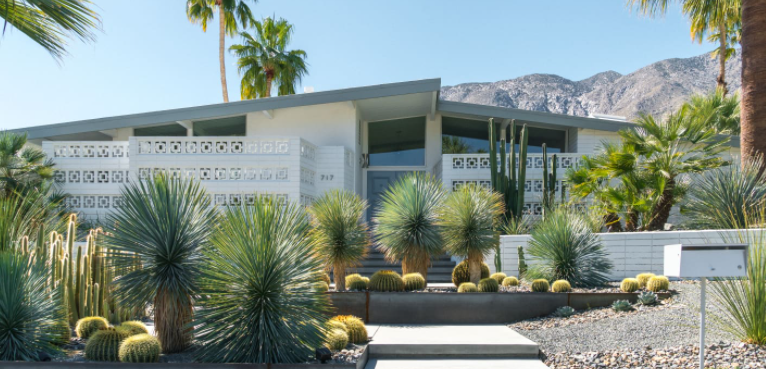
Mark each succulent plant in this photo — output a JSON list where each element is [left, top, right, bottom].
[[531, 279, 550, 292], [553, 306, 576, 318], [85, 328, 130, 361], [51, 320, 72, 345], [345, 274, 365, 289], [637, 291, 658, 306], [451, 260, 490, 287], [313, 281, 330, 293], [118, 333, 161, 363], [362, 277, 370, 284], [325, 329, 349, 351], [620, 278, 640, 293], [75, 316, 109, 339], [368, 270, 405, 292], [490, 272, 507, 284], [551, 280, 572, 293], [117, 321, 149, 336], [347, 278, 368, 291], [636, 273, 656, 288], [478, 278, 499, 292], [457, 282, 478, 293], [402, 273, 426, 291], [501, 276, 520, 288], [611, 300, 633, 312], [646, 276, 670, 292], [325, 320, 348, 333], [316, 271, 331, 286], [330, 315, 367, 344]]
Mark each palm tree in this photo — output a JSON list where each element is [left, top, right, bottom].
[[374, 172, 444, 280], [106, 173, 217, 353], [187, 0, 256, 103], [308, 190, 370, 291], [440, 185, 503, 284], [229, 17, 308, 99], [740, 0, 766, 165], [684, 90, 741, 134], [0, 0, 100, 61], [0, 132, 55, 198], [442, 136, 470, 154]]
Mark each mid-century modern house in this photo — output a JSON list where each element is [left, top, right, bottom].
[[11, 78, 738, 224]]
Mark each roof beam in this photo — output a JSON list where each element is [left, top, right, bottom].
[[262, 110, 274, 119], [429, 91, 437, 120], [99, 129, 118, 138], [346, 100, 356, 110], [175, 120, 193, 130], [501, 119, 512, 131]]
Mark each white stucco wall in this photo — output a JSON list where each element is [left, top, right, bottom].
[[575, 128, 621, 154], [246, 102, 357, 150]]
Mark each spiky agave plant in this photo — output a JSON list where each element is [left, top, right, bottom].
[[105, 173, 217, 353], [527, 207, 612, 287], [440, 184, 503, 285], [374, 172, 445, 279], [194, 195, 330, 363], [308, 190, 370, 291], [0, 252, 65, 361]]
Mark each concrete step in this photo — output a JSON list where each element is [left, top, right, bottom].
[[364, 358, 549, 369], [367, 325, 540, 358]]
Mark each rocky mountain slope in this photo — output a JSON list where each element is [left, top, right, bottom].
[[440, 52, 741, 119]]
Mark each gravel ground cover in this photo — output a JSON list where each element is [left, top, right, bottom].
[[512, 281, 765, 368]]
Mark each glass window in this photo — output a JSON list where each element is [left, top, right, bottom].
[[134, 124, 188, 137], [368, 117, 426, 166], [508, 126, 566, 153], [193, 116, 246, 136], [440, 117, 567, 154]]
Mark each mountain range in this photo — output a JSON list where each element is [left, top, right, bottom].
[[439, 51, 741, 120]]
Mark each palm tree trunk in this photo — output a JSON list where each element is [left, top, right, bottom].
[[154, 289, 193, 353], [264, 72, 273, 98], [218, 4, 229, 103], [604, 213, 622, 233], [648, 178, 675, 231], [467, 251, 482, 285], [741, 0, 766, 168], [717, 21, 729, 95], [333, 261, 346, 291]]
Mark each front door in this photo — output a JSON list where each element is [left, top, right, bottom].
[[365, 170, 412, 223]]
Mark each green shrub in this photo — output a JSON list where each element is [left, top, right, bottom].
[[527, 208, 612, 287], [553, 306, 576, 318], [402, 273, 426, 291], [477, 278, 499, 292], [85, 328, 130, 361], [501, 276, 519, 287], [325, 329, 348, 351], [117, 321, 149, 336], [330, 316, 366, 344], [368, 270, 405, 292], [451, 260, 490, 287], [75, 316, 109, 339], [620, 278, 640, 293], [636, 273, 655, 288], [325, 320, 348, 333], [646, 276, 670, 292], [313, 281, 329, 293], [118, 333, 161, 363], [531, 279, 550, 292], [490, 273, 507, 284], [551, 280, 572, 293], [612, 300, 633, 312], [457, 282, 478, 293], [637, 291, 658, 306]]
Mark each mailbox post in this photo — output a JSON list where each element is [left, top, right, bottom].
[[664, 244, 748, 369]]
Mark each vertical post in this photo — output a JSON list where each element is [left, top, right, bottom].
[[699, 277, 707, 369]]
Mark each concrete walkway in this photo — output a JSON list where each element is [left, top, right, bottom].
[[364, 325, 548, 369]]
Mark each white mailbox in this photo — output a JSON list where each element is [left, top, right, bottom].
[[664, 244, 748, 278]]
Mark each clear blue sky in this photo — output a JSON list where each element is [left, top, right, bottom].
[[1, 0, 718, 130]]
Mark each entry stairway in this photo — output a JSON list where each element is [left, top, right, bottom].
[[363, 325, 549, 369], [344, 250, 457, 283]]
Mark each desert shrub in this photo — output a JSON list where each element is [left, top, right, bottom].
[[451, 260, 490, 287], [457, 282, 478, 293], [553, 306, 576, 318], [502, 276, 519, 287], [620, 278, 640, 293], [477, 278, 499, 292], [527, 208, 612, 287], [646, 276, 670, 292], [551, 280, 572, 293], [402, 273, 426, 291], [531, 279, 550, 292], [193, 196, 330, 363], [85, 328, 130, 361], [325, 329, 348, 351], [75, 316, 109, 339], [117, 321, 149, 336], [118, 333, 161, 363], [51, 320, 71, 345], [637, 291, 658, 306], [330, 316, 366, 344], [368, 270, 405, 292], [636, 273, 655, 288], [325, 320, 348, 333], [0, 253, 65, 361], [611, 300, 633, 312], [490, 273, 507, 284]]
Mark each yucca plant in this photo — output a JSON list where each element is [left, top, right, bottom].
[[374, 172, 445, 279], [308, 190, 370, 291], [0, 252, 65, 361], [105, 173, 217, 353], [0, 190, 50, 253], [527, 207, 612, 287], [194, 196, 330, 363], [440, 184, 503, 285]]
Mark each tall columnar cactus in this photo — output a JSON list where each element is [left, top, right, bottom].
[[517, 246, 528, 280], [541, 143, 558, 217]]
